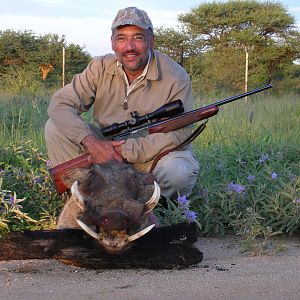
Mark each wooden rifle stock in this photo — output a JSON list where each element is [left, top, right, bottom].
[[148, 105, 219, 134], [49, 153, 92, 194]]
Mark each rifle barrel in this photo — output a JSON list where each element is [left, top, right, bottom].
[[205, 84, 272, 108]]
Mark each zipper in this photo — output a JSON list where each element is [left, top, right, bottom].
[[123, 96, 128, 110], [122, 83, 145, 110]]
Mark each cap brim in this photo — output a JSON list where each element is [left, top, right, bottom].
[[112, 20, 151, 30]]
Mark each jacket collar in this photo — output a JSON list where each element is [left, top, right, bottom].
[[146, 50, 159, 81]]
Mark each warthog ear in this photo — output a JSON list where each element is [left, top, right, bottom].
[[78, 166, 109, 196], [126, 170, 159, 204], [140, 173, 156, 185], [61, 166, 93, 190]]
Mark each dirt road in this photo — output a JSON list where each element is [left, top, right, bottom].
[[1, 235, 300, 300]]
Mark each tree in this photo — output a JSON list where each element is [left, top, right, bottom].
[[0, 30, 92, 90], [178, 0, 300, 91], [155, 26, 200, 66], [0, 30, 39, 71], [37, 33, 65, 81], [64, 43, 91, 83]]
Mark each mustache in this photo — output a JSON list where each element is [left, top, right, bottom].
[[122, 50, 139, 56]]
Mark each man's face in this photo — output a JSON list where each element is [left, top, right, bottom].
[[111, 25, 154, 75]]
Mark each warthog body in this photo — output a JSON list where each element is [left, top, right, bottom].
[[57, 161, 160, 253]]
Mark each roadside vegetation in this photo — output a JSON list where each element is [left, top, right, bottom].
[[1, 91, 299, 248]]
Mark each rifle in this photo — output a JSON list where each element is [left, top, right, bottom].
[[49, 84, 272, 194], [103, 84, 272, 141]]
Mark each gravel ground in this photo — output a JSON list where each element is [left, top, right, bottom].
[[1, 235, 300, 300]]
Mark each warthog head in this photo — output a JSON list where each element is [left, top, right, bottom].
[[59, 161, 160, 253]]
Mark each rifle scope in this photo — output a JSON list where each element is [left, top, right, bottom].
[[102, 99, 184, 136]]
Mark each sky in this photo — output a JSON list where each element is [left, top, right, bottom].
[[1, 0, 300, 57]]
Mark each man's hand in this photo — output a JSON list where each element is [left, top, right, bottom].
[[81, 135, 125, 164]]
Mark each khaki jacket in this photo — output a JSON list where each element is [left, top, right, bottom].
[[48, 50, 193, 165]]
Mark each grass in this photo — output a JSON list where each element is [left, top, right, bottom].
[[0, 92, 50, 149], [0, 90, 299, 247]]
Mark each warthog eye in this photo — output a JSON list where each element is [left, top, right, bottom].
[[101, 217, 109, 226]]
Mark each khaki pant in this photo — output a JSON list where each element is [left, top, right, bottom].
[[45, 119, 199, 199]]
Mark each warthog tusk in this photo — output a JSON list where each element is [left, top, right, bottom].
[[77, 220, 155, 250], [76, 219, 100, 240], [71, 181, 85, 210], [127, 224, 155, 242], [144, 181, 160, 214]]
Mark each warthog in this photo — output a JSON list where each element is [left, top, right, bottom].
[[57, 161, 160, 253]]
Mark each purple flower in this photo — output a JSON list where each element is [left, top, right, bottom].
[[235, 185, 246, 194], [184, 210, 197, 222], [9, 195, 14, 205], [258, 154, 269, 164], [271, 172, 278, 180], [247, 175, 256, 182], [294, 198, 300, 204], [227, 182, 235, 191], [177, 195, 198, 223], [227, 182, 246, 194], [177, 195, 189, 208], [33, 176, 42, 184]]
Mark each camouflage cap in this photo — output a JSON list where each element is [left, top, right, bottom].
[[111, 7, 153, 31]]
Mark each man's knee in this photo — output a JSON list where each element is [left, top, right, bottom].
[[153, 151, 199, 199], [44, 119, 55, 140], [45, 119, 85, 166]]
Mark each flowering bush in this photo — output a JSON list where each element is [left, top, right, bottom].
[[154, 194, 201, 229], [0, 143, 62, 235], [192, 143, 300, 237], [0, 178, 37, 237]]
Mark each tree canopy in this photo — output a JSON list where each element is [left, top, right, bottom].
[[0, 30, 91, 92], [155, 0, 300, 93]]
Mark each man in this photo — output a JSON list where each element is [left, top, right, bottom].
[[45, 7, 199, 199]]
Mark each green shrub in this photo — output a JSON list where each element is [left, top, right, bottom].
[[0, 143, 61, 235]]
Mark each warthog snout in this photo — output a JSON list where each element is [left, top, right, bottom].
[[99, 210, 131, 231]]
